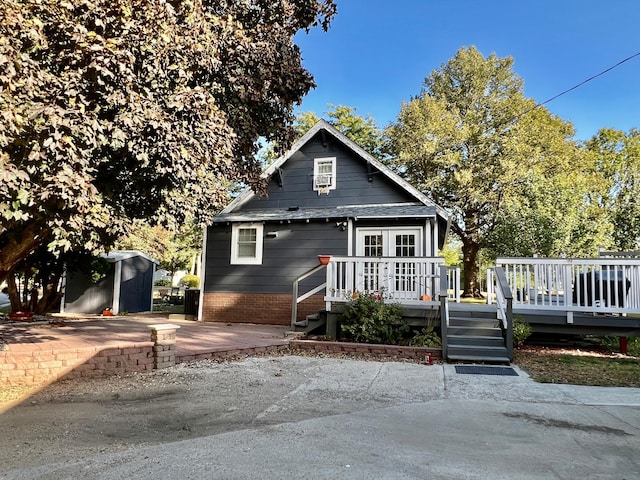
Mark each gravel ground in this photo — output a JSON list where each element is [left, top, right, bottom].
[[0, 353, 436, 473]]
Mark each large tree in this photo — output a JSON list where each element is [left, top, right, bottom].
[[116, 221, 202, 279], [0, 0, 336, 289], [387, 46, 587, 297], [586, 128, 640, 251], [294, 104, 384, 157]]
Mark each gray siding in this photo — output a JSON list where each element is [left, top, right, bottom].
[[64, 267, 115, 314], [242, 135, 415, 210], [119, 256, 154, 313], [205, 220, 347, 294], [64, 255, 154, 314]]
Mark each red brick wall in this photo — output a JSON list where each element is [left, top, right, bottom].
[[0, 343, 155, 386], [290, 339, 442, 361], [202, 292, 325, 325]]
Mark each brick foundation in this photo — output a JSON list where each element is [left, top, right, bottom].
[[202, 292, 325, 325]]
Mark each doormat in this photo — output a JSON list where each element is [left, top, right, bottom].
[[455, 366, 518, 376]]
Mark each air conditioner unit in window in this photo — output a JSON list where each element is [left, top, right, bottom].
[[314, 174, 332, 188]]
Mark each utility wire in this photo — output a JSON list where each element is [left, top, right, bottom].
[[515, 51, 640, 121], [539, 51, 640, 107]]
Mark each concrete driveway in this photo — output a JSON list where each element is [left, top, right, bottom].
[[1, 356, 638, 480]]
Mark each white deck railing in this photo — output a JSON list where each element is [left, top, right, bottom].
[[488, 257, 640, 319], [324, 256, 447, 307], [446, 266, 461, 303]]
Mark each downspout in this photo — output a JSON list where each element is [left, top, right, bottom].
[[59, 267, 67, 313], [112, 260, 122, 315], [150, 261, 157, 312], [197, 227, 208, 322]]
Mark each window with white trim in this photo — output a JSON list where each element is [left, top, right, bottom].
[[313, 157, 336, 192], [231, 223, 264, 265]]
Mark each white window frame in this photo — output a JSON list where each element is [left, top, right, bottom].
[[230, 223, 264, 265], [313, 157, 336, 192]]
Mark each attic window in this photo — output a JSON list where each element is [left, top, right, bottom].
[[313, 157, 336, 193]]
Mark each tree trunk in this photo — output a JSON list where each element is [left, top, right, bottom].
[[6, 272, 24, 312], [0, 223, 47, 286], [461, 239, 483, 298]]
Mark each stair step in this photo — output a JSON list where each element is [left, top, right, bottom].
[[447, 334, 505, 347], [447, 344, 509, 359], [449, 309, 496, 320], [447, 326, 503, 337], [449, 316, 500, 328], [447, 354, 511, 364]]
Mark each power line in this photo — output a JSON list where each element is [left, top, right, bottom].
[[540, 51, 640, 107], [517, 51, 640, 120]]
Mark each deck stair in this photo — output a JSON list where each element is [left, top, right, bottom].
[[293, 311, 327, 335], [447, 309, 510, 364]]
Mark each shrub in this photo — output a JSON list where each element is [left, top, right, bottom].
[[180, 274, 200, 288], [595, 336, 640, 356], [409, 325, 442, 348], [154, 279, 171, 287], [339, 291, 408, 344], [513, 314, 532, 347]]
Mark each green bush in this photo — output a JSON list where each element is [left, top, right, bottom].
[[595, 336, 639, 356], [154, 279, 171, 287], [339, 291, 408, 344], [180, 274, 200, 288], [409, 325, 442, 348], [513, 314, 532, 347]]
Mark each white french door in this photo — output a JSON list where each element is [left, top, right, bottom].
[[355, 228, 421, 297]]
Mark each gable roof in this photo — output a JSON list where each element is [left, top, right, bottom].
[[219, 119, 450, 225]]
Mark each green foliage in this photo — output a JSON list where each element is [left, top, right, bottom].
[[180, 274, 200, 288], [154, 279, 171, 287], [117, 221, 201, 276], [387, 46, 590, 295], [294, 105, 385, 157], [0, 0, 336, 285], [409, 326, 442, 348], [595, 336, 640, 356], [340, 292, 408, 344], [513, 315, 532, 347], [439, 241, 462, 267], [89, 258, 112, 284], [586, 128, 640, 251]]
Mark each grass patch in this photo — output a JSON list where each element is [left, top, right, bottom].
[[515, 348, 640, 387], [459, 297, 487, 305]]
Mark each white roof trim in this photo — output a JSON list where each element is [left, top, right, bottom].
[[221, 119, 451, 223], [102, 250, 159, 264]]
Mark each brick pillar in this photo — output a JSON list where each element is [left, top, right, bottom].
[[148, 324, 180, 369]]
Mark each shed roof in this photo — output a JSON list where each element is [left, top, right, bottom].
[[102, 250, 159, 264]]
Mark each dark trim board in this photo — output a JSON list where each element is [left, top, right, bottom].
[[515, 309, 640, 337]]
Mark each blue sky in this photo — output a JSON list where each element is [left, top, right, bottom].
[[294, 0, 639, 140]]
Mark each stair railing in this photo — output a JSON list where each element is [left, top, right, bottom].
[[493, 266, 514, 361], [439, 265, 450, 359], [291, 264, 327, 328]]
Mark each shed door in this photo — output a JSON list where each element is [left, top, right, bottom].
[[356, 228, 421, 296]]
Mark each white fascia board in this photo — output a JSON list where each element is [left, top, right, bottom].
[[221, 120, 332, 215], [219, 119, 451, 232]]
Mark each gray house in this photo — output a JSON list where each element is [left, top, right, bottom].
[[62, 250, 157, 315], [200, 120, 450, 325]]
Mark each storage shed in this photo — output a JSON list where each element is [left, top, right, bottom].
[[62, 250, 158, 315]]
